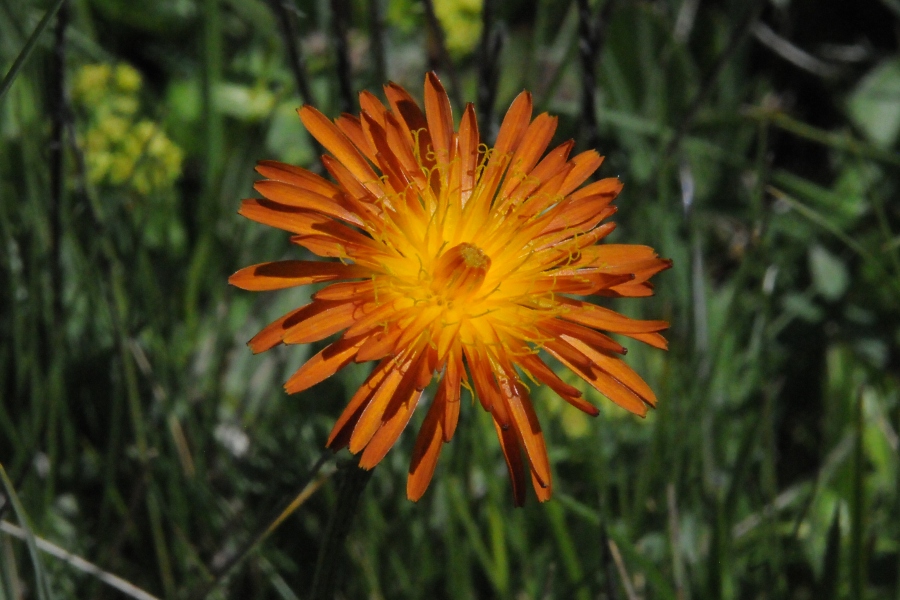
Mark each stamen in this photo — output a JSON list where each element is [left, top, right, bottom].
[[432, 243, 492, 300]]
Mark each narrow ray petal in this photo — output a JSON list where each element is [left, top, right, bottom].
[[284, 336, 368, 394], [424, 72, 454, 168], [494, 418, 526, 507], [229, 260, 369, 291], [407, 382, 447, 501]]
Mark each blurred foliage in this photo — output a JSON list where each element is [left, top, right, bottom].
[[1, 0, 899, 598]]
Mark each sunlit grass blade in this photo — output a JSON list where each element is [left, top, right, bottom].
[[0, 520, 160, 600]]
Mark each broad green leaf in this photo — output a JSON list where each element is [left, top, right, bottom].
[[809, 245, 849, 301], [847, 58, 900, 147]]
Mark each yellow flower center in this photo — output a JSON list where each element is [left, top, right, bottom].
[[431, 243, 491, 301]]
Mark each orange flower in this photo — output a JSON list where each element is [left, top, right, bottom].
[[230, 73, 670, 505]]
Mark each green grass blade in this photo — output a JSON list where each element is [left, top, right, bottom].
[[0, 0, 66, 102], [0, 520, 161, 600], [819, 507, 841, 600], [850, 388, 865, 600], [0, 463, 54, 600]]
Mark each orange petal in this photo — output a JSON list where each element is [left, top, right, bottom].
[[383, 111, 429, 192], [559, 300, 670, 335], [356, 322, 404, 362], [493, 417, 526, 507], [359, 90, 388, 125], [541, 198, 617, 235], [492, 91, 533, 159], [407, 381, 447, 501], [313, 279, 375, 301], [568, 176, 623, 202], [238, 198, 331, 235], [229, 260, 369, 291], [532, 221, 617, 253], [247, 305, 308, 354], [458, 103, 479, 206], [361, 111, 415, 196], [466, 91, 533, 223], [327, 359, 392, 449], [383, 81, 434, 170], [344, 298, 409, 338], [526, 271, 632, 296], [255, 160, 340, 198], [564, 336, 657, 406], [424, 72, 454, 167], [463, 344, 500, 417], [498, 370, 551, 487], [516, 352, 598, 416], [282, 300, 368, 345], [414, 344, 438, 391], [392, 306, 441, 353], [541, 319, 627, 355], [290, 231, 388, 266], [504, 140, 573, 207], [441, 351, 463, 441], [626, 331, 669, 350], [579, 244, 658, 267], [298, 105, 381, 191], [320, 155, 378, 209], [360, 381, 424, 469], [557, 150, 604, 197], [530, 467, 552, 502], [335, 113, 378, 164], [544, 340, 649, 416], [284, 335, 367, 394], [498, 113, 558, 200], [254, 180, 364, 227], [349, 355, 411, 453]]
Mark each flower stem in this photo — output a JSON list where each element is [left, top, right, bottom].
[[310, 458, 373, 599]]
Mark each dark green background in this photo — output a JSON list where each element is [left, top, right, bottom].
[[1, 0, 899, 597]]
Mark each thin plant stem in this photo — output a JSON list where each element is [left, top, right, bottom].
[[202, 0, 223, 190], [368, 0, 387, 84], [476, 0, 502, 140], [330, 0, 354, 114], [665, 0, 766, 158], [420, 0, 463, 109], [49, 0, 68, 328], [575, 0, 616, 152], [268, 0, 326, 161], [0, 464, 55, 600], [188, 451, 334, 599], [310, 459, 374, 600], [850, 387, 866, 600]]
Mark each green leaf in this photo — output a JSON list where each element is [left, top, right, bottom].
[[809, 245, 849, 301], [847, 58, 900, 148]]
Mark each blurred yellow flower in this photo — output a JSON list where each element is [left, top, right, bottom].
[[434, 0, 483, 56], [72, 63, 183, 195]]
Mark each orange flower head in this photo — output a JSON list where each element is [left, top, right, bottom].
[[230, 73, 671, 506]]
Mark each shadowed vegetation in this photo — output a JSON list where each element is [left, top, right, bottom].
[[1, 0, 899, 598]]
